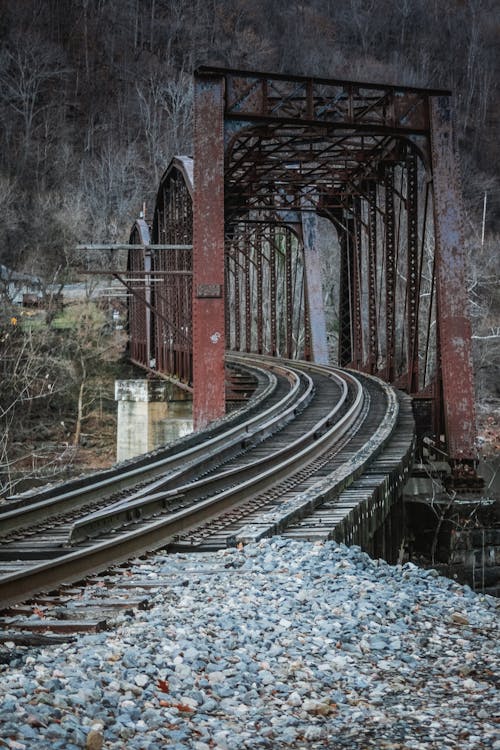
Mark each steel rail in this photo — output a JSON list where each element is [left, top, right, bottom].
[[2, 361, 268, 511], [0, 360, 401, 608], [0, 365, 394, 604], [95, 365, 315, 511], [232, 370, 401, 544], [67, 365, 348, 542], [0, 360, 305, 538]]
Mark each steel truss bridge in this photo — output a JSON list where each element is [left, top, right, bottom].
[[122, 66, 477, 480], [0, 70, 482, 606]]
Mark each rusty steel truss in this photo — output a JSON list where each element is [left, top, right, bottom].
[[127, 66, 478, 470], [128, 157, 193, 389]]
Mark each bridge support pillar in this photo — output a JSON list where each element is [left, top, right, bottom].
[[430, 96, 477, 463], [115, 380, 192, 462], [193, 71, 226, 430]]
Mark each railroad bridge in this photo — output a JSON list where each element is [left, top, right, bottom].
[[125, 66, 477, 478], [0, 68, 488, 610]]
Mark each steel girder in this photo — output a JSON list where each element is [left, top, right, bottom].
[[192, 67, 477, 467], [429, 97, 477, 463], [192, 74, 226, 428]]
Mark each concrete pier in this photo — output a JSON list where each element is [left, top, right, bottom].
[[115, 380, 192, 462]]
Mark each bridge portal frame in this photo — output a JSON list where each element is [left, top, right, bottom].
[[193, 66, 477, 465]]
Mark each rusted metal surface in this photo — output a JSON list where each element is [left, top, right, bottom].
[[406, 152, 419, 393], [352, 196, 363, 370], [429, 96, 477, 463], [126, 159, 194, 384], [123, 66, 477, 473], [152, 159, 194, 385], [205, 66, 448, 132], [193, 72, 226, 429], [384, 165, 396, 382], [337, 219, 352, 367], [367, 181, 378, 373]]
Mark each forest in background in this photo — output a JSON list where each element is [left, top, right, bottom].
[[0, 0, 499, 490], [1, 0, 499, 267]]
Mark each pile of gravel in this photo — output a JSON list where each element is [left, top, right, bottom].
[[0, 538, 498, 749]]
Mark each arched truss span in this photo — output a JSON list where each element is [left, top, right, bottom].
[[224, 125, 434, 395], [150, 157, 194, 384], [192, 67, 477, 467], [128, 67, 477, 470], [129, 158, 314, 386], [127, 160, 194, 385]]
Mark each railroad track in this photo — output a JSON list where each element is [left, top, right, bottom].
[[0, 355, 415, 627]]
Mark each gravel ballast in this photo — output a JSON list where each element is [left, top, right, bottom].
[[0, 538, 499, 749]]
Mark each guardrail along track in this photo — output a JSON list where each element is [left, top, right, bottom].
[[0, 356, 415, 609]]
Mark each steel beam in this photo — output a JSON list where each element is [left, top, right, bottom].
[[429, 96, 477, 463], [406, 152, 419, 393], [270, 226, 277, 356], [301, 208, 329, 364], [285, 230, 293, 358], [367, 182, 378, 373], [384, 166, 396, 382], [338, 219, 353, 367], [257, 232, 263, 354], [352, 196, 363, 369], [193, 72, 226, 429]]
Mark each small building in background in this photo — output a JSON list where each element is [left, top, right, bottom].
[[0, 264, 42, 305]]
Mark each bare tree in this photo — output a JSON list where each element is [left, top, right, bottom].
[[0, 33, 68, 171]]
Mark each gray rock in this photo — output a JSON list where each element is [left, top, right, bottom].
[[0, 539, 497, 750]]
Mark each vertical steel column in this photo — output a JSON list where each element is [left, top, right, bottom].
[[338, 221, 352, 367], [429, 96, 477, 462], [270, 226, 277, 356], [144, 246, 152, 367], [406, 152, 419, 392], [385, 165, 396, 382], [367, 182, 378, 373], [257, 231, 263, 354], [301, 209, 329, 364], [303, 283, 312, 362], [234, 246, 241, 351], [352, 196, 363, 369], [224, 247, 230, 350], [152, 246, 162, 371], [193, 72, 226, 429], [285, 230, 293, 359], [244, 243, 251, 352]]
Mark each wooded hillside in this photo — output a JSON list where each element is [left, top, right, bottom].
[[1, 0, 499, 268], [0, 0, 498, 474]]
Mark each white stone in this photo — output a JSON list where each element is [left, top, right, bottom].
[[287, 691, 302, 707]]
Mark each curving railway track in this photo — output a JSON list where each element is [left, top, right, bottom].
[[0, 355, 415, 613]]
